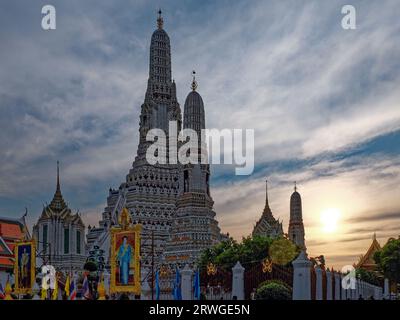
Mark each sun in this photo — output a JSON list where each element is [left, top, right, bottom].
[[320, 208, 341, 233]]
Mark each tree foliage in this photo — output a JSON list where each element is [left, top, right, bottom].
[[83, 261, 98, 272], [199, 235, 297, 270], [355, 268, 381, 286], [374, 237, 400, 284], [269, 237, 298, 266]]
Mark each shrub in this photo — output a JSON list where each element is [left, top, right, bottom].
[[255, 280, 292, 300]]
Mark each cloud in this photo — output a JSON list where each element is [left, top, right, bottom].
[[0, 0, 399, 269], [346, 211, 400, 224]]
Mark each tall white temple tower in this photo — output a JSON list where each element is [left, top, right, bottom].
[[87, 11, 181, 279], [86, 11, 223, 278], [163, 73, 221, 267], [288, 183, 306, 250]]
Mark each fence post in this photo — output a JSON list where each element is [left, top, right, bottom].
[[375, 285, 383, 300], [232, 261, 245, 300], [384, 278, 390, 299], [315, 266, 323, 300], [181, 264, 193, 300], [292, 251, 312, 300], [334, 272, 341, 300], [326, 269, 332, 300], [340, 274, 346, 300], [104, 272, 111, 297], [361, 280, 365, 299], [32, 282, 41, 300]]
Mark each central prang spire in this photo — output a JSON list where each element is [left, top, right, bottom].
[[146, 9, 172, 102], [135, 9, 181, 162]]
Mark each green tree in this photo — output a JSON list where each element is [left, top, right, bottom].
[[374, 237, 400, 291], [198, 237, 240, 271], [199, 235, 286, 270], [355, 268, 380, 286]]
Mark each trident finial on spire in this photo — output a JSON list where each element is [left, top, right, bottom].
[[265, 179, 269, 205], [294, 181, 297, 192], [157, 9, 163, 29], [191, 70, 198, 91]]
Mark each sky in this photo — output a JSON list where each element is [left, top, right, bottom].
[[0, 0, 399, 269]]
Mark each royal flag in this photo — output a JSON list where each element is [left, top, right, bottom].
[[69, 278, 77, 301], [65, 274, 70, 297], [41, 286, 47, 300], [82, 275, 90, 300], [155, 270, 160, 300], [0, 282, 5, 299], [173, 267, 182, 300], [193, 269, 200, 300], [51, 278, 58, 300]]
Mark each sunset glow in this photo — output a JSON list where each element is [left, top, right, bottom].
[[320, 208, 341, 234]]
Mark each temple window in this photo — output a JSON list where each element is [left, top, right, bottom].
[[64, 228, 70, 254], [76, 230, 81, 254]]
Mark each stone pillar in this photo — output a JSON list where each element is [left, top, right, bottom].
[[334, 272, 341, 300], [326, 269, 332, 300], [374, 286, 383, 300], [315, 266, 323, 300], [181, 264, 193, 300], [32, 282, 41, 300], [341, 274, 346, 300], [292, 251, 312, 300], [351, 281, 355, 300], [232, 261, 245, 300], [384, 278, 390, 299], [103, 272, 111, 296]]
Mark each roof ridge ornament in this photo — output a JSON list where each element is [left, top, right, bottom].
[[191, 70, 198, 91], [157, 9, 163, 29]]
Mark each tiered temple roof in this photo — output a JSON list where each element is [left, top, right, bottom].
[[355, 233, 381, 271], [0, 213, 30, 271], [252, 180, 283, 238], [37, 162, 84, 227]]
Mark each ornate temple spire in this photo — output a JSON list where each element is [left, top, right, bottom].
[[146, 8, 172, 99], [252, 179, 284, 238], [294, 181, 297, 192], [157, 9, 163, 29], [49, 161, 67, 212]]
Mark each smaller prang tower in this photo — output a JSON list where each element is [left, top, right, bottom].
[[288, 182, 306, 250], [163, 72, 221, 267]]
